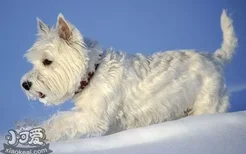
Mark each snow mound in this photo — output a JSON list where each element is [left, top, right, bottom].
[[1, 111, 246, 154], [51, 111, 246, 154]]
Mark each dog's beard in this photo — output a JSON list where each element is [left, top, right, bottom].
[[22, 87, 52, 105], [21, 76, 75, 106], [23, 87, 73, 106]]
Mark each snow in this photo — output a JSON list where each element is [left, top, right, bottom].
[[1, 111, 246, 154]]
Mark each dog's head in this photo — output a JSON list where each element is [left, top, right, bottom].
[[21, 14, 89, 105]]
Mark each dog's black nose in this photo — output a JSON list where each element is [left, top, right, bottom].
[[22, 81, 32, 91]]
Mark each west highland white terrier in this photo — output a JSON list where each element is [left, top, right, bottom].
[[21, 10, 237, 141]]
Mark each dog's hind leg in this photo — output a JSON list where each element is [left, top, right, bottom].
[[192, 94, 229, 116], [217, 92, 230, 113], [191, 76, 229, 115]]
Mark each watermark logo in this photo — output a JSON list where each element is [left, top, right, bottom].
[[1, 128, 52, 154]]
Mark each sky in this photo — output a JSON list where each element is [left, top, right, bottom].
[[0, 0, 245, 132]]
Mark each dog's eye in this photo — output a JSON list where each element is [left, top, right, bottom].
[[43, 59, 52, 66]]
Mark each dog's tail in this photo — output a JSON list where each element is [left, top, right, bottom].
[[214, 9, 238, 64]]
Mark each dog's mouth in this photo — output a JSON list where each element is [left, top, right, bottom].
[[38, 91, 46, 98]]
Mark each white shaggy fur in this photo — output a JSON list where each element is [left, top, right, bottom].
[[21, 10, 237, 141]]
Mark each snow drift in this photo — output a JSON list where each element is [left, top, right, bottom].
[[1, 111, 246, 154]]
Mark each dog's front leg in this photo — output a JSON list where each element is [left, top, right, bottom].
[[42, 59, 123, 142], [42, 110, 109, 142]]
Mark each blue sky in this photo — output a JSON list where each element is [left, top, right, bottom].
[[0, 0, 245, 132]]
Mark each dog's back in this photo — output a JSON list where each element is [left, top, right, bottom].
[[115, 10, 237, 129]]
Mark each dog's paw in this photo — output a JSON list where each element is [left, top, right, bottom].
[[43, 127, 62, 142]]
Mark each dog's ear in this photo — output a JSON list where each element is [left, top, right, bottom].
[[56, 13, 72, 41], [37, 18, 49, 35]]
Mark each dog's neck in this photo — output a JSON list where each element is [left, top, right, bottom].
[[74, 63, 99, 95], [74, 39, 103, 95]]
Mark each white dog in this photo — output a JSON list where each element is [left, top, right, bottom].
[[21, 10, 237, 141]]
